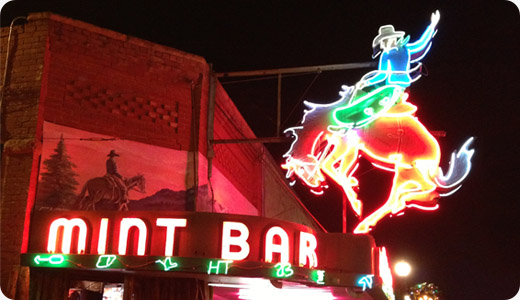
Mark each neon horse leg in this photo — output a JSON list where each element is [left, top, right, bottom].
[[353, 164, 404, 234], [396, 161, 439, 210], [353, 162, 439, 233], [321, 134, 363, 217]]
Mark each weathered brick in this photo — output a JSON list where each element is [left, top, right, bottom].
[[1, 11, 266, 294]]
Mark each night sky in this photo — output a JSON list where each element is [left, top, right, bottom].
[[2, 1, 519, 299]]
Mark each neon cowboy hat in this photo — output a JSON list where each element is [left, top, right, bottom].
[[372, 25, 405, 48]]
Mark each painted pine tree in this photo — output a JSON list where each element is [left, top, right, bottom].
[[38, 135, 79, 208]]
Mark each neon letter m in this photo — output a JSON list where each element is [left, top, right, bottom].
[[47, 218, 88, 254]]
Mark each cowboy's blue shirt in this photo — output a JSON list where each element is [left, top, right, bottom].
[[365, 22, 437, 89]]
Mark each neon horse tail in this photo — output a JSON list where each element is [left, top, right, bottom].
[[434, 137, 475, 196]]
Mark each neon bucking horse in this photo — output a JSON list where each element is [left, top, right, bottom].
[[282, 11, 474, 234]]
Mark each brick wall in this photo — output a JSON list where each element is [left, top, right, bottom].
[[0, 14, 48, 295], [212, 84, 263, 210], [44, 13, 208, 151], [41, 12, 260, 209], [1, 13, 267, 294]]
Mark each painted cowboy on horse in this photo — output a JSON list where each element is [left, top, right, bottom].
[[76, 150, 146, 211], [105, 150, 128, 202]]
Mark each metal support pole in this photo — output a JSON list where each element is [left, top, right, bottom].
[[342, 193, 347, 234], [210, 131, 446, 145], [206, 67, 217, 212], [211, 137, 291, 144], [216, 62, 376, 78], [277, 74, 282, 136], [216, 61, 375, 138]]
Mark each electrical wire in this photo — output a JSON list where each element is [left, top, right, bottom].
[[280, 72, 322, 129], [1, 16, 27, 146]]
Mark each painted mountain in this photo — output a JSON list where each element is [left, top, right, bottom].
[[128, 188, 193, 211]]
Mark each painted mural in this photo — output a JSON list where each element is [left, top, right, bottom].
[[35, 122, 257, 215]]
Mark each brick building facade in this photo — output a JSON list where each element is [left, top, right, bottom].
[[1, 12, 382, 300], [1, 12, 328, 299]]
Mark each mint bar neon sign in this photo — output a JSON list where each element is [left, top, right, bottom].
[[45, 216, 319, 268]]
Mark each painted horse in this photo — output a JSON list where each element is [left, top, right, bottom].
[[77, 174, 146, 211], [282, 84, 474, 233]]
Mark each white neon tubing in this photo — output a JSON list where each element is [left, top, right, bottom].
[[156, 218, 187, 257], [265, 226, 290, 263], [47, 218, 88, 254], [118, 218, 148, 256], [97, 218, 109, 255], [299, 232, 318, 268], [221, 221, 251, 261]]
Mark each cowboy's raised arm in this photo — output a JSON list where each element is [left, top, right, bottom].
[[407, 10, 440, 54]]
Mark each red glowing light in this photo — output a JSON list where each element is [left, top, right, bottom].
[[299, 232, 318, 268], [283, 94, 474, 233], [118, 218, 148, 256], [221, 221, 251, 260], [97, 218, 109, 255], [265, 226, 290, 263], [156, 218, 187, 256], [379, 247, 395, 300], [47, 218, 87, 254]]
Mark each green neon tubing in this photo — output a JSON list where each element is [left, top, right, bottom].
[[155, 257, 179, 271], [333, 85, 403, 129], [96, 255, 117, 269], [34, 254, 65, 265]]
